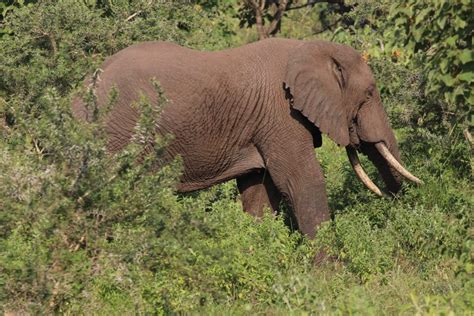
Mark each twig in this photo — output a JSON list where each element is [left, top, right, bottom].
[[463, 128, 473, 148], [125, 10, 142, 22], [312, 18, 342, 36], [378, 38, 385, 52], [28, 129, 44, 158], [49, 33, 58, 56]]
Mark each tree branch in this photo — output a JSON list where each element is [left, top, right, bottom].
[[312, 17, 342, 35], [267, 0, 289, 36], [287, 0, 345, 11]]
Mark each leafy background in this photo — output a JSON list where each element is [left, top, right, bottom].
[[0, 0, 472, 314]]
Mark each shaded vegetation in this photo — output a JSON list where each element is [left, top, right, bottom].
[[0, 0, 472, 314]]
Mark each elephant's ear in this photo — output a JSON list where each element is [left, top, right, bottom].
[[284, 42, 350, 146]]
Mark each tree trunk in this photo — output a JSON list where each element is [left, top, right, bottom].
[[255, 7, 268, 40]]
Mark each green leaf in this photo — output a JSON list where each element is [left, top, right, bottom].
[[436, 15, 447, 29], [413, 28, 424, 42], [467, 92, 474, 105], [395, 16, 407, 26], [440, 59, 449, 73], [452, 85, 465, 98], [415, 8, 431, 25], [445, 35, 458, 47], [459, 50, 474, 64], [392, 6, 413, 17], [440, 74, 456, 87], [457, 72, 474, 83], [454, 16, 467, 30]]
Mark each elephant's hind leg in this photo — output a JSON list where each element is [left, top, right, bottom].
[[237, 171, 282, 217]]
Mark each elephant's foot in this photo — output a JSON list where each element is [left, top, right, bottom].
[[313, 248, 338, 266]]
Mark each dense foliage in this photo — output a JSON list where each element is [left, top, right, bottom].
[[1, 0, 472, 314], [389, 0, 473, 128]]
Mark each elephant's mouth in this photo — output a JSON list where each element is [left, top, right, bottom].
[[345, 141, 422, 196]]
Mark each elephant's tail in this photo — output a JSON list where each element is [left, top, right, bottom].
[[71, 71, 101, 122]]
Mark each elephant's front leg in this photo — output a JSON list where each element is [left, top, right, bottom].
[[262, 143, 330, 238]]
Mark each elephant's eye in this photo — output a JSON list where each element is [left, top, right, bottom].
[[332, 58, 345, 88], [367, 85, 375, 99], [334, 63, 343, 76]]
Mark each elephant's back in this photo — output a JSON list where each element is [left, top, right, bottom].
[[97, 41, 219, 105]]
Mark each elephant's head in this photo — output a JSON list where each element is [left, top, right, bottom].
[[284, 40, 421, 195]]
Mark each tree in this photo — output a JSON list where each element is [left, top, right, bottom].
[[239, 0, 347, 40]]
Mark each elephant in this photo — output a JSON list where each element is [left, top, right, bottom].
[[72, 38, 421, 238]]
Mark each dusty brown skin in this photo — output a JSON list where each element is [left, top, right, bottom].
[[73, 38, 411, 238]]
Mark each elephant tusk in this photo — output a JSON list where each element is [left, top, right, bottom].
[[375, 142, 423, 185], [346, 147, 383, 197]]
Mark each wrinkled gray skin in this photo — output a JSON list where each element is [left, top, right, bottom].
[[73, 38, 403, 238]]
